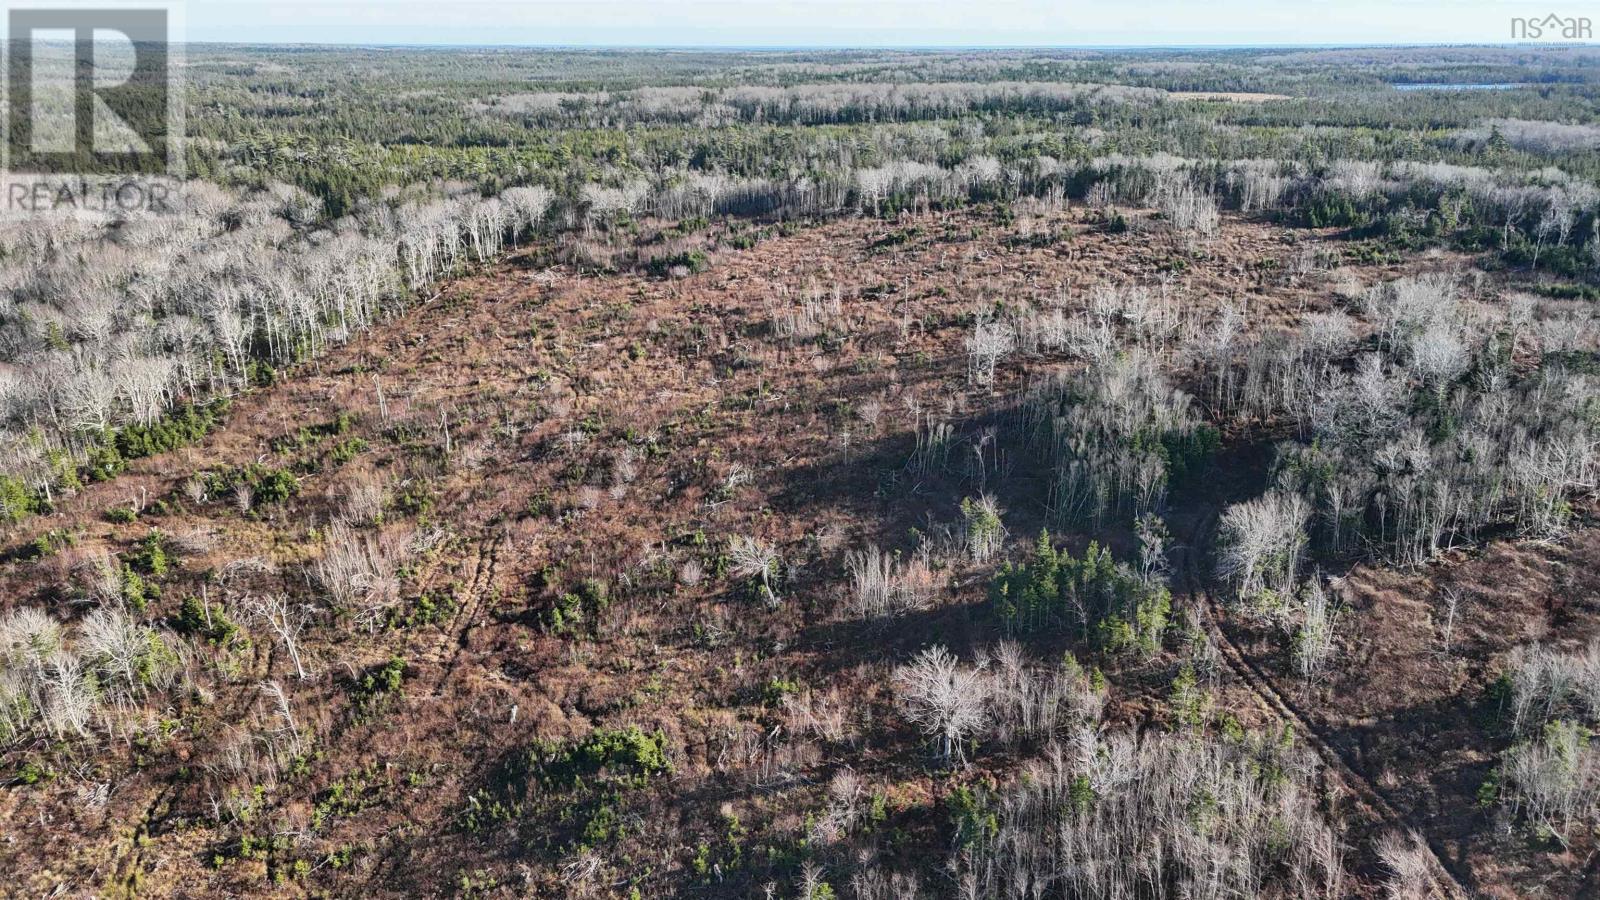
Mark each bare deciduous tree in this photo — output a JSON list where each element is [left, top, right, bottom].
[[951, 729, 1345, 899], [1437, 587, 1462, 653], [846, 545, 936, 619], [79, 606, 173, 699], [1375, 831, 1434, 900], [965, 321, 1015, 387], [1216, 490, 1310, 603], [1292, 579, 1339, 683], [1502, 719, 1600, 848], [894, 645, 989, 766], [728, 535, 781, 606], [259, 680, 305, 761], [246, 593, 313, 680], [312, 521, 406, 628], [40, 651, 94, 737]]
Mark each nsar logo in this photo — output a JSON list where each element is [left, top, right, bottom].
[[1511, 13, 1593, 40]]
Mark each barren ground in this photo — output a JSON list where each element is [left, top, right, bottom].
[[2, 205, 1592, 897]]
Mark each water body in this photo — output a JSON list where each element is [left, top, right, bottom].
[[1392, 83, 1524, 91]]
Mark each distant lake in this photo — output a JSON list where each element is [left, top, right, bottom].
[[1392, 83, 1524, 92]]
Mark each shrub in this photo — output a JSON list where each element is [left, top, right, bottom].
[[387, 591, 456, 629], [314, 521, 407, 629], [727, 535, 780, 605], [207, 463, 299, 507], [31, 528, 76, 559], [458, 726, 672, 839], [112, 400, 229, 460], [761, 678, 802, 707], [175, 596, 246, 648], [541, 578, 610, 635], [552, 726, 672, 786], [128, 531, 171, 576], [989, 532, 1170, 655], [0, 475, 45, 523], [81, 401, 231, 486], [104, 504, 139, 524], [645, 249, 708, 278], [329, 437, 368, 465], [270, 414, 355, 454], [351, 656, 407, 711], [83, 444, 127, 482], [120, 565, 154, 612]]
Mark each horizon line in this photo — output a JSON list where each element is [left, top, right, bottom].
[[169, 40, 1600, 51]]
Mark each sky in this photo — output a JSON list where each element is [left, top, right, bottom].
[[172, 0, 1593, 47]]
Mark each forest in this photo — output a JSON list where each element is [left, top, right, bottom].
[[1, 43, 1599, 899]]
